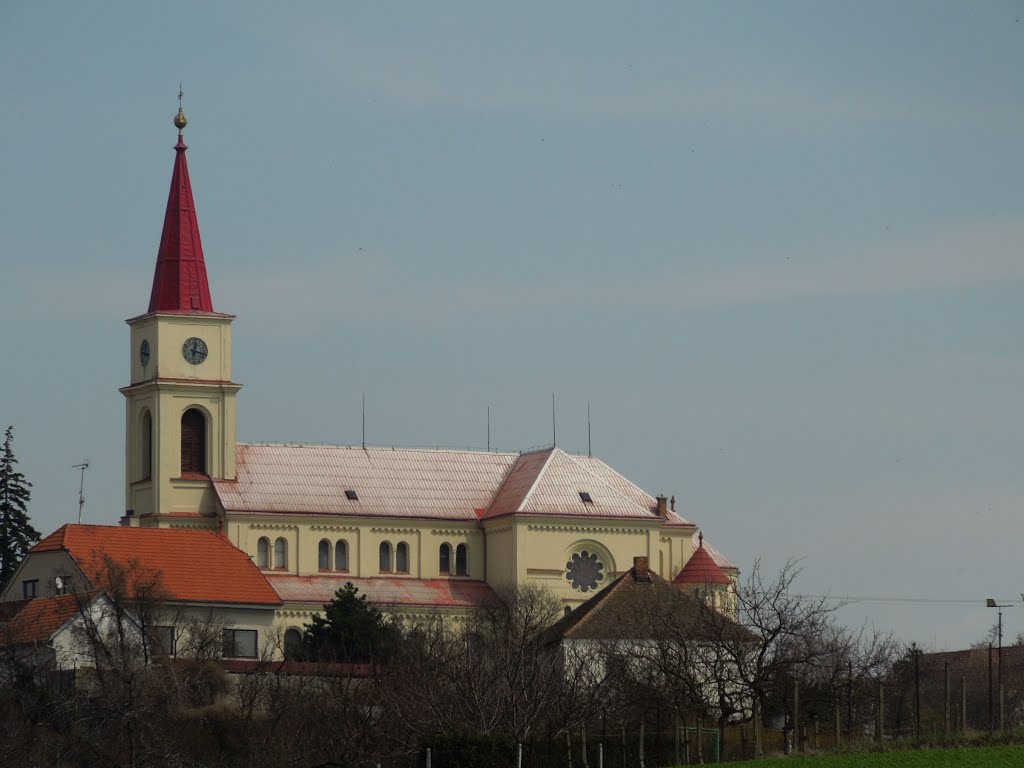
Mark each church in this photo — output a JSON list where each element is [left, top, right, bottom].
[[3, 107, 737, 659]]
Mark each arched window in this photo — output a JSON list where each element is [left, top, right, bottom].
[[455, 544, 468, 576], [140, 410, 152, 480], [180, 408, 206, 474], [274, 537, 287, 569], [284, 628, 303, 661], [318, 539, 331, 571], [439, 543, 451, 575], [335, 540, 348, 571], [256, 537, 269, 569], [379, 542, 392, 573], [396, 542, 409, 574]]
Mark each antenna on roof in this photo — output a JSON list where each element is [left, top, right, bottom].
[[72, 460, 90, 524], [362, 393, 366, 449], [552, 393, 557, 447], [587, 402, 592, 457], [487, 405, 491, 452]]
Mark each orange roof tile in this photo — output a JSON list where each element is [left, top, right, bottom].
[[32, 524, 280, 606], [0, 594, 85, 645]]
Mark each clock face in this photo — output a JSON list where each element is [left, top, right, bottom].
[[139, 339, 151, 367], [182, 337, 208, 365]]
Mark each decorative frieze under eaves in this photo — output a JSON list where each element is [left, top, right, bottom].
[[370, 527, 421, 535], [526, 523, 648, 535]]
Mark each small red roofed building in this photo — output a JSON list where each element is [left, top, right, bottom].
[[0, 592, 141, 685], [1, 524, 281, 661]]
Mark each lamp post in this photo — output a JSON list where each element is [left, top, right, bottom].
[[986, 598, 1013, 730]]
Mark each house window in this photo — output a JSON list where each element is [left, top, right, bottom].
[[439, 543, 451, 575], [379, 542, 392, 573], [335, 540, 348, 571], [222, 629, 258, 658], [284, 628, 303, 661], [150, 625, 176, 656], [274, 537, 288, 569], [396, 542, 409, 574], [180, 408, 206, 474], [455, 544, 468, 577], [257, 537, 269, 568], [22, 579, 38, 599], [318, 539, 331, 571]]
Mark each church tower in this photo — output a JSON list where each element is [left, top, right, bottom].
[[120, 103, 241, 528]]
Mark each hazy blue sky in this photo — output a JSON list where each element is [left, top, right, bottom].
[[2, 2, 1022, 650]]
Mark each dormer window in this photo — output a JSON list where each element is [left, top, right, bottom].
[[578, 491, 593, 503], [345, 489, 359, 501]]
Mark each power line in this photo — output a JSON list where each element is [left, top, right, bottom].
[[796, 594, 1022, 607]]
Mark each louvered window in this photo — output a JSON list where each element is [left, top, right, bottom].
[[180, 409, 206, 474]]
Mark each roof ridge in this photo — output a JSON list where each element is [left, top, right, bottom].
[[515, 447, 557, 513]]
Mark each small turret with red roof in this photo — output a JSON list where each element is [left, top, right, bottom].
[[673, 532, 732, 586]]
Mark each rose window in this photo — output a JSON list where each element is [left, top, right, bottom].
[[565, 551, 605, 593]]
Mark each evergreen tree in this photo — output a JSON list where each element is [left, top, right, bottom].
[[0, 426, 39, 590], [301, 582, 400, 663]]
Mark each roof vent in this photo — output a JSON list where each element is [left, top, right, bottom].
[[345, 489, 359, 501], [579, 491, 593, 503]]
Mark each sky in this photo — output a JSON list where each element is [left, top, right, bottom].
[[1, 1, 1022, 651]]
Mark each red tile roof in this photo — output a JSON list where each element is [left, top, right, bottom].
[[673, 534, 732, 585], [267, 574, 495, 609], [0, 594, 85, 645], [32, 525, 280, 606]]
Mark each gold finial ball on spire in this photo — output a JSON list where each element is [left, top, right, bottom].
[[173, 108, 188, 132]]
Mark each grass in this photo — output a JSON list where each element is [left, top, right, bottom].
[[714, 743, 1024, 767]]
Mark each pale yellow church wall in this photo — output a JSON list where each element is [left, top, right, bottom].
[[123, 312, 239, 522], [228, 516, 485, 580], [127, 313, 234, 385], [512, 518, 697, 605], [273, 603, 473, 641], [482, 521, 516, 589]]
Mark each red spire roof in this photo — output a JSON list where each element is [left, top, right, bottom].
[[147, 117, 214, 314], [673, 532, 732, 586]]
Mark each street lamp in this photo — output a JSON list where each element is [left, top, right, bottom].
[[986, 598, 1013, 730]]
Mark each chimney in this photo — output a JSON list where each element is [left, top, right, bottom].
[[656, 495, 668, 516], [633, 556, 651, 582]]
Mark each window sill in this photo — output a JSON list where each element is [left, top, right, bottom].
[[173, 472, 210, 482], [334, 569, 349, 574]]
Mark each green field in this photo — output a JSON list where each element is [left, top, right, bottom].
[[716, 744, 1024, 767]]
